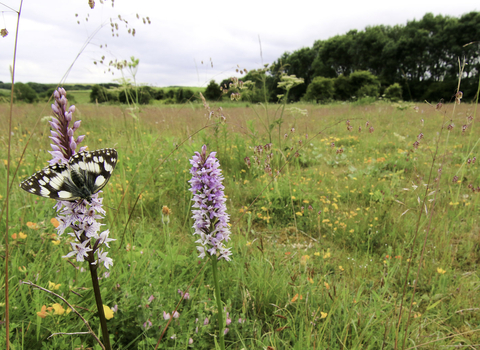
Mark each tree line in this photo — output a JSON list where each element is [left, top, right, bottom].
[[219, 11, 480, 103]]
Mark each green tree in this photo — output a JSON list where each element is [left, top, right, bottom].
[[14, 82, 38, 103], [90, 85, 111, 103], [204, 80, 222, 100], [118, 86, 152, 104], [153, 89, 165, 100]]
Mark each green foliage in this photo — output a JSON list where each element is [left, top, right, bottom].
[[204, 80, 222, 100], [14, 82, 38, 103], [175, 87, 196, 103], [333, 74, 353, 100], [153, 89, 165, 100], [271, 11, 480, 101], [349, 70, 380, 98], [165, 89, 175, 99], [118, 86, 153, 105], [90, 84, 116, 103], [304, 76, 334, 102], [384, 83, 403, 101]]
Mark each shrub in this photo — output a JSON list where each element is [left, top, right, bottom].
[[175, 88, 196, 103], [165, 89, 175, 99], [204, 80, 222, 100], [384, 83, 403, 101], [357, 84, 380, 98], [333, 74, 353, 100], [118, 86, 152, 105], [350, 70, 379, 98], [304, 76, 335, 102], [90, 85, 113, 103], [14, 82, 38, 103], [153, 89, 165, 100]]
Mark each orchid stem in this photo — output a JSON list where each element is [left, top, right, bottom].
[[88, 258, 112, 350], [211, 256, 226, 350]]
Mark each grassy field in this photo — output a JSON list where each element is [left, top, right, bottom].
[[1, 99, 480, 349]]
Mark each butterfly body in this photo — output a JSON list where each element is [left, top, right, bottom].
[[20, 148, 117, 202]]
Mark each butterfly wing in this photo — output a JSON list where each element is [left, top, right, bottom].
[[20, 163, 80, 201], [69, 148, 118, 195], [20, 148, 118, 201]]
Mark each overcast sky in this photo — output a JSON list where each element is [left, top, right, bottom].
[[0, 0, 478, 88]]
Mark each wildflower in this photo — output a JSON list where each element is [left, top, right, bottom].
[[100, 305, 113, 320], [18, 232, 27, 239], [46, 89, 115, 272], [189, 338, 194, 345], [226, 312, 232, 325], [178, 289, 190, 300], [203, 317, 209, 325], [189, 145, 232, 261], [437, 267, 446, 274], [37, 305, 49, 318], [339, 266, 344, 271], [300, 255, 310, 265], [455, 91, 463, 104], [52, 303, 66, 316], [161, 205, 172, 224], [163, 311, 171, 320], [48, 281, 61, 290], [320, 312, 328, 319], [63, 240, 93, 262], [50, 217, 60, 228], [144, 319, 152, 328], [26, 222, 39, 230], [172, 311, 180, 318]]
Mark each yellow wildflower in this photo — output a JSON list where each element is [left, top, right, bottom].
[[52, 303, 65, 316], [48, 281, 61, 290], [103, 305, 114, 320]]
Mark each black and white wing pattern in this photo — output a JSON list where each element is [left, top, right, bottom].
[[20, 148, 117, 202]]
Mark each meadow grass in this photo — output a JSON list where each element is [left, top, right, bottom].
[[1, 100, 480, 349]]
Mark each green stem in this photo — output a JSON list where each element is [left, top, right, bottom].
[[88, 259, 111, 350], [211, 256, 226, 350]]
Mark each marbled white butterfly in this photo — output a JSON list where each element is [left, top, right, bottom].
[[20, 148, 117, 202]]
